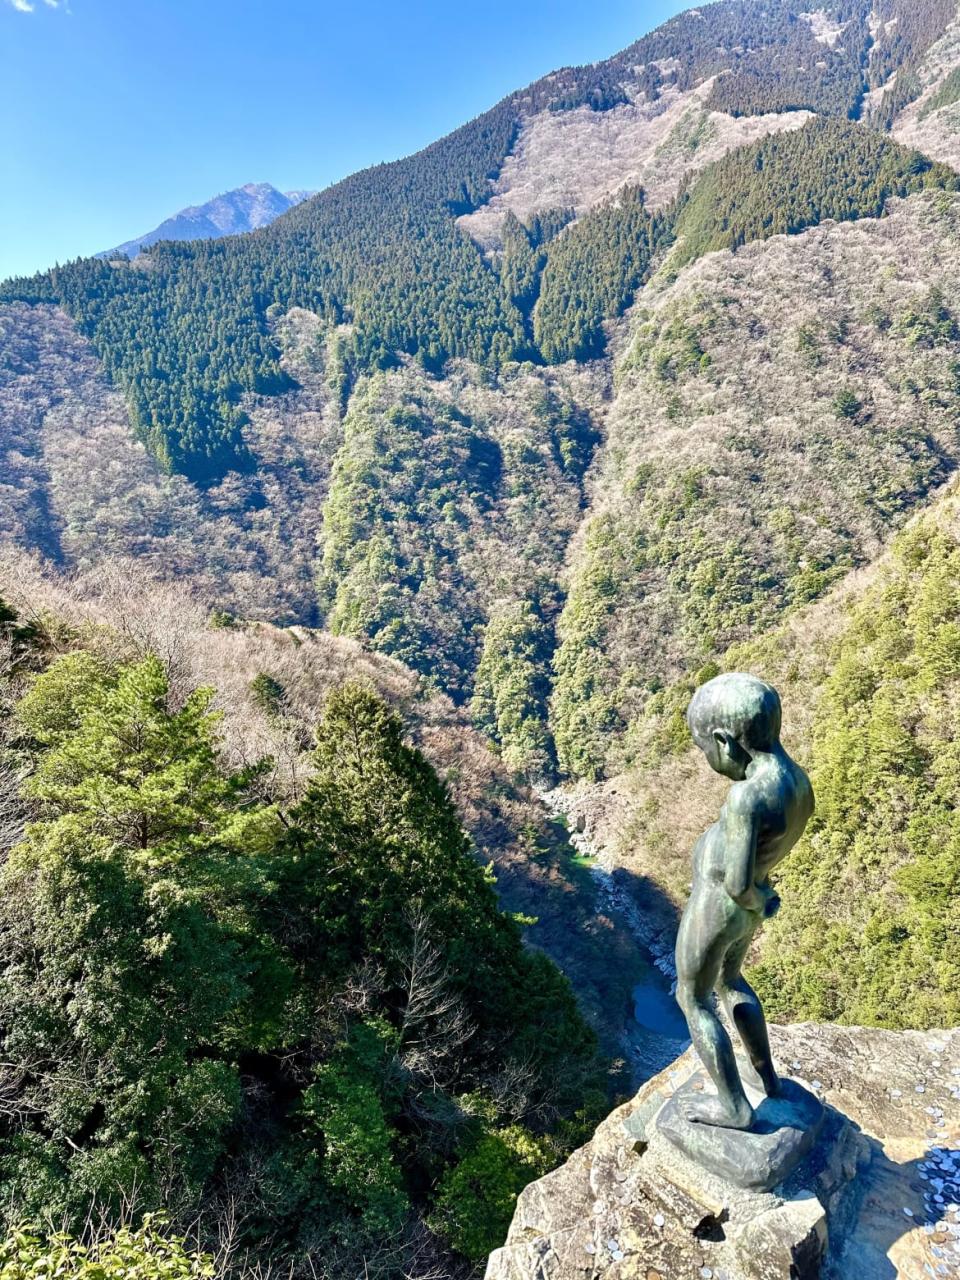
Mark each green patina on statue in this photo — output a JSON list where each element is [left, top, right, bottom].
[[675, 673, 814, 1131]]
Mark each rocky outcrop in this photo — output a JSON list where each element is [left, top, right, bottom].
[[487, 1023, 960, 1280]]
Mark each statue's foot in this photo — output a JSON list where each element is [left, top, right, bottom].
[[678, 1093, 754, 1130]]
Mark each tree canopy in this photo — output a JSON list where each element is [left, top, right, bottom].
[[0, 647, 600, 1274]]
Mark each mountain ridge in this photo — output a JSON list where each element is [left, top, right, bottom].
[[2, 0, 960, 795], [98, 181, 315, 260], [6, 0, 956, 482]]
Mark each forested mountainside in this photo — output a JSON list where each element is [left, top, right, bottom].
[[1, 0, 955, 481], [6, 122, 956, 755], [0, 551, 654, 1068], [4, 0, 960, 1044], [100, 183, 314, 261], [554, 189, 960, 779], [0, 554, 638, 1276]]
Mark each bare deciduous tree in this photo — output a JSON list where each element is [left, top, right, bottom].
[[395, 912, 474, 1092]]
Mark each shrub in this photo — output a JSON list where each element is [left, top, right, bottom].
[[429, 1126, 553, 1263], [0, 1219, 213, 1280]]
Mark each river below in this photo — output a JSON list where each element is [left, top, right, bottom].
[[538, 787, 690, 1083]]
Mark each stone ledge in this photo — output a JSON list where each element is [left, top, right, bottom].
[[486, 1023, 960, 1280]]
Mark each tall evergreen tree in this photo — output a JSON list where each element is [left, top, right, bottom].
[[0, 654, 286, 1219]]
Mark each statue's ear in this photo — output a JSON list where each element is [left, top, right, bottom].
[[713, 730, 743, 767]]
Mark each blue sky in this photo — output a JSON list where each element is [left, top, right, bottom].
[[1, 0, 689, 280]]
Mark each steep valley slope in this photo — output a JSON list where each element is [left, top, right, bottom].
[[3, 0, 960, 1042], [0, 549, 663, 1074], [554, 189, 960, 779], [560, 479, 960, 1034]]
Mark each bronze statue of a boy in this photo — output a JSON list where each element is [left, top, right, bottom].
[[675, 673, 814, 1130]]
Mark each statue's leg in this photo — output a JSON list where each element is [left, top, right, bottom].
[[675, 905, 754, 1130], [718, 936, 780, 1098]]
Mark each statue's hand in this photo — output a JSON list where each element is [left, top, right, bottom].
[[762, 887, 782, 919]]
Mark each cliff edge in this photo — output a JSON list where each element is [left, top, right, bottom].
[[487, 1023, 960, 1280]]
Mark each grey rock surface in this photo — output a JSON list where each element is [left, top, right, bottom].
[[486, 1023, 960, 1280], [730, 1192, 827, 1279]]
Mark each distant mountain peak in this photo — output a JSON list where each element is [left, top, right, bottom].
[[101, 182, 315, 259]]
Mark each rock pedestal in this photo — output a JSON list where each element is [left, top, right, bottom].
[[656, 1072, 825, 1191], [485, 1024, 960, 1280]]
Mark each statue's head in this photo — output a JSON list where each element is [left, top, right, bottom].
[[687, 672, 782, 780]]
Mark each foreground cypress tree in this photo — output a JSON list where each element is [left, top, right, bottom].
[[0, 662, 599, 1272], [280, 683, 594, 1087], [0, 653, 286, 1219]]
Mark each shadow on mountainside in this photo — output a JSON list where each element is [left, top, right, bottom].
[[491, 816, 688, 1087]]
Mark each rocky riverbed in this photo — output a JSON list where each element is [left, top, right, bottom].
[[538, 786, 689, 1082]]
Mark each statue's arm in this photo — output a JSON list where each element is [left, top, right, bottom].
[[721, 793, 765, 912]]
